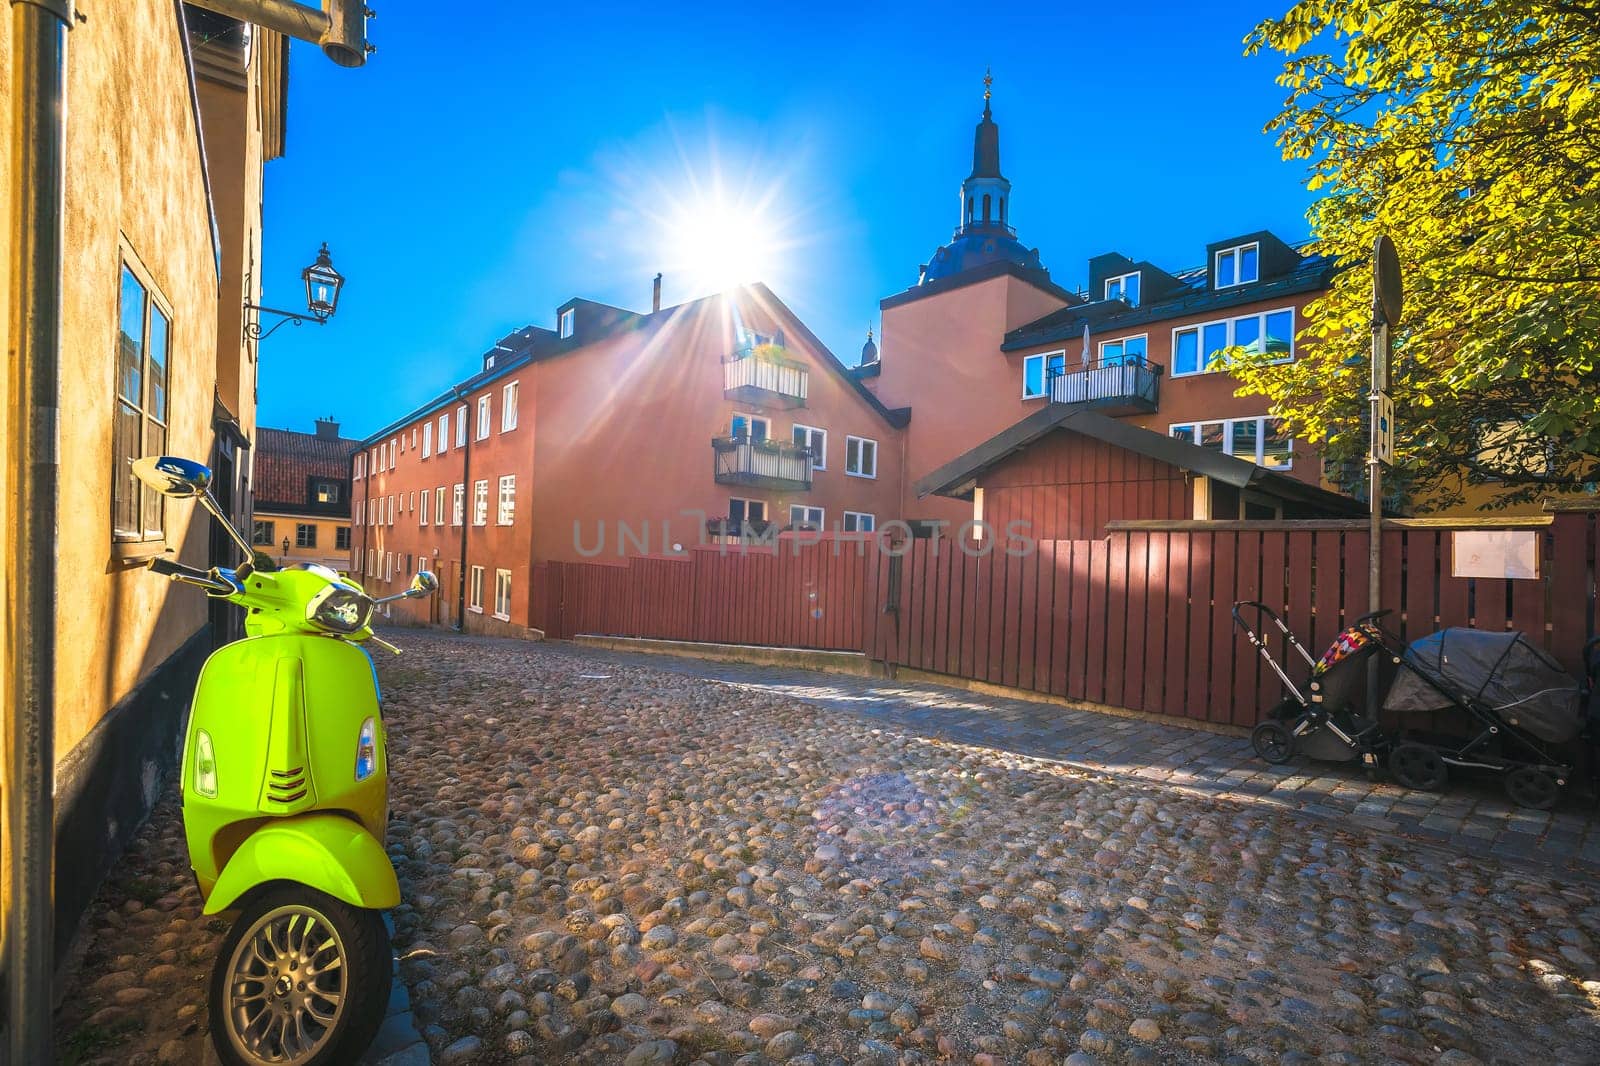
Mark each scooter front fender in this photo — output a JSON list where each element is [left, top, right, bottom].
[[203, 811, 399, 915]]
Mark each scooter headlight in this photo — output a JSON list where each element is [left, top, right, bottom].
[[355, 717, 378, 781], [193, 729, 218, 798], [310, 585, 372, 634]]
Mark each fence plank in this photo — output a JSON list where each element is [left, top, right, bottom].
[[1016, 546, 1039, 692], [1181, 532, 1213, 721], [1549, 514, 1592, 673], [1082, 539, 1108, 704], [1257, 531, 1288, 717], [1208, 533, 1237, 725], [1033, 541, 1057, 695], [1104, 534, 1131, 709], [1001, 548, 1024, 688], [1049, 541, 1071, 697], [1141, 532, 1168, 711], [1403, 529, 1438, 640], [1161, 532, 1189, 717], [1231, 531, 1263, 727]]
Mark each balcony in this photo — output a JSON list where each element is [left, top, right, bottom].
[[723, 349, 809, 409], [1048, 356, 1162, 415], [712, 436, 813, 492]]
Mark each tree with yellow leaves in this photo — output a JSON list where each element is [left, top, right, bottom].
[[1234, 0, 1600, 510]]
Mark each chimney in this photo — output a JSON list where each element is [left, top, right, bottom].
[[652, 273, 662, 313], [314, 416, 341, 440]]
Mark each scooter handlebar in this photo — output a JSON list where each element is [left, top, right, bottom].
[[147, 556, 235, 594]]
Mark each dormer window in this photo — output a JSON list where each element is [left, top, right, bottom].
[[559, 308, 575, 338], [1215, 243, 1259, 288], [1104, 271, 1140, 307]]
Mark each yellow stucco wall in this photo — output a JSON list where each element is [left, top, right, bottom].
[[253, 510, 353, 572]]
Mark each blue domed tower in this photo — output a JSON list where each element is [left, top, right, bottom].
[[917, 71, 1046, 286]]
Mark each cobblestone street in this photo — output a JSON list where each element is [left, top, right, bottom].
[[58, 631, 1600, 1064]]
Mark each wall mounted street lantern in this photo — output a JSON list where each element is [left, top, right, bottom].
[[245, 243, 346, 341]]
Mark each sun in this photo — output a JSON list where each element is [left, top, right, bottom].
[[663, 188, 784, 296]]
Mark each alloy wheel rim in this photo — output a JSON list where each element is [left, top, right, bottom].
[[223, 904, 347, 1064], [1395, 746, 1442, 786]]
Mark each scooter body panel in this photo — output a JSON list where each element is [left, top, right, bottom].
[[183, 633, 388, 904], [202, 811, 400, 914]]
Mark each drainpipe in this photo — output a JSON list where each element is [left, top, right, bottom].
[[186, 0, 371, 67], [6, 2, 71, 1061], [454, 388, 471, 630]]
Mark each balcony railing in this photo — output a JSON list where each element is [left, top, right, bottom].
[[712, 436, 813, 492], [723, 351, 809, 408], [1048, 356, 1162, 414]]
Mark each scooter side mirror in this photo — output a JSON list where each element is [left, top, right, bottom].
[[409, 570, 438, 597], [132, 455, 212, 499]]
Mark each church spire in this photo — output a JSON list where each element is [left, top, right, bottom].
[[959, 70, 1010, 234]]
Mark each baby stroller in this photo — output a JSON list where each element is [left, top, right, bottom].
[[1231, 602, 1396, 773], [1380, 628, 1590, 809]]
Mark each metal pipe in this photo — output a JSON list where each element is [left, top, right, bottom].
[[185, 0, 368, 67], [6, 1, 70, 1060]]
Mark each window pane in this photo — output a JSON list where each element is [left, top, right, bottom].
[[1124, 336, 1147, 361], [1103, 341, 1124, 365], [1169, 424, 1196, 444], [142, 420, 166, 536], [118, 268, 145, 405], [1202, 322, 1228, 369], [1264, 310, 1294, 357], [1216, 250, 1234, 285], [1047, 353, 1066, 377], [1174, 329, 1199, 375], [147, 304, 169, 421], [1198, 422, 1226, 451], [846, 438, 860, 470], [748, 501, 767, 522], [1230, 418, 1259, 461], [1234, 315, 1261, 355], [1240, 244, 1259, 283], [1264, 419, 1293, 468], [751, 418, 768, 441], [729, 498, 747, 522], [113, 400, 141, 538], [1124, 273, 1140, 307], [1105, 278, 1122, 301], [1024, 356, 1043, 397]]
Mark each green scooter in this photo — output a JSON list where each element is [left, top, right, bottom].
[[133, 455, 433, 1066]]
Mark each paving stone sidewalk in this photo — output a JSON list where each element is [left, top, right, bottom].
[[550, 641, 1600, 875]]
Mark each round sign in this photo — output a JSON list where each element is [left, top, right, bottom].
[[1374, 234, 1403, 327]]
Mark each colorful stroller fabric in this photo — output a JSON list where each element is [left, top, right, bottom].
[[1313, 623, 1381, 676]]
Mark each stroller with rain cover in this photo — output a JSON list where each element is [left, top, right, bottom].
[[1380, 628, 1590, 809], [1231, 602, 1397, 775]]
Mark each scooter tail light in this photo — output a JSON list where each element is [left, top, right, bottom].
[[194, 729, 219, 798], [355, 717, 377, 781]]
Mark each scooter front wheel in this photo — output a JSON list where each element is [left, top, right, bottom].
[[209, 885, 391, 1066]]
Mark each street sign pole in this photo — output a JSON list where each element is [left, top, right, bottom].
[[1367, 234, 1402, 733]]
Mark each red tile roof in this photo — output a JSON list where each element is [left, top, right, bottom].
[[255, 426, 360, 512]]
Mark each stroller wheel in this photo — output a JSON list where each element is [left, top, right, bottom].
[[1251, 720, 1297, 765], [1505, 767, 1561, 811], [1389, 743, 1448, 791]]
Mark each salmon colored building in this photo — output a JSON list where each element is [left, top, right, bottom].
[[351, 286, 909, 632], [861, 85, 1339, 530]]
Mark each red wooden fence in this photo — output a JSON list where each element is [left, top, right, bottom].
[[537, 534, 874, 652], [533, 511, 1597, 729]]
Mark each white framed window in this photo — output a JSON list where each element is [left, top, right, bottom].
[[730, 412, 770, 440], [387, 495, 395, 525], [420, 489, 430, 526], [392, 436, 399, 459], [1100, 335, 1148, 366], [789, 505, 823, 530], [498, 474, 516, 525], [422, 421, 432, 458], [1215, 242, 1260, 288], [501, 381, 519, 432], [476, 395, 491, 440], [1022, 350, 1066, 399], [845, 435, 878, 478], [792, 424, 826, 470], [453, 483, 465, 525], [469, 565, 485, 612], [411, 427, 417, 450], [366, 548, 375, 576], [494, 568, 512, 620], [1169, 416, 1293, 469], [385, 552, 393, 581], [473, 479, 488, 525], [455, 404, 467, 447], [1171, 307, 1295, 377], [435, 486, 446, 524], [409, 490, 416, 512], [354, 501, 363, 525], [843, 511, 875, 533], [559, 307, 575, 338], [438, 412, 450, 453], [728, 497, 767, 527], [1104, 271, 1141, 307]]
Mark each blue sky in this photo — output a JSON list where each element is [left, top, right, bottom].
[[259, 0, 1314, 438]]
